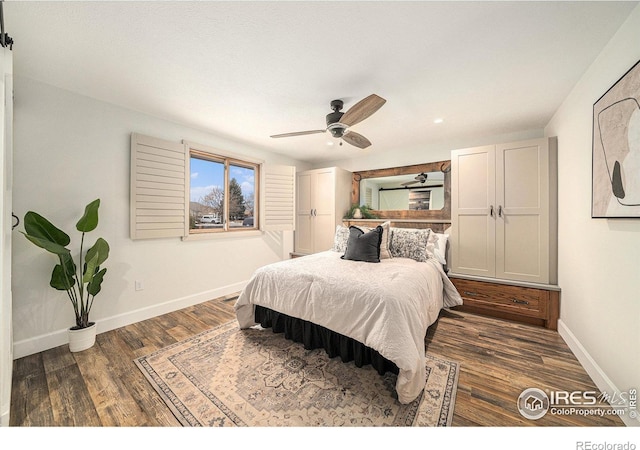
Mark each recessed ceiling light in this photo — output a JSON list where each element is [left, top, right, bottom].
[[434, 118, 444, 124]]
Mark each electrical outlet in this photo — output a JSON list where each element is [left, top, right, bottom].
[[135, 280, 144, 291]]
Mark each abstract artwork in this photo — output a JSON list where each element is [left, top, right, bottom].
[[592, 58, 640, 218]]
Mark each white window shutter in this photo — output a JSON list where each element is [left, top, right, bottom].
[[130, 133, 188, 239], [261, 164, 296, 231]]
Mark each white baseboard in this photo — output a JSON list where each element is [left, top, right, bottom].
[[558, 319, 639, 427], [12, 281, 247, 360]]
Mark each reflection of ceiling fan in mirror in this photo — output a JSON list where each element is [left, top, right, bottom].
[[270, 94, 386, 149], [401, 172, 428, 186]]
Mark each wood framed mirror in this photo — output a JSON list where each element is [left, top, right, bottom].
[[350, 160, 451, 221]]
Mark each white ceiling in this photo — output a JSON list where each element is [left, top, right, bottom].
[[5, 1, 638, 164]]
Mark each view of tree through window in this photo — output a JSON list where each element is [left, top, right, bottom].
[[189, 154, 257, 232]]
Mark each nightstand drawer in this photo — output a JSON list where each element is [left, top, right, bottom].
[[451, 278, 548, 319]]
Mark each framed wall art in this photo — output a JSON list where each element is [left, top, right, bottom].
[[592, 58, 640, 218]]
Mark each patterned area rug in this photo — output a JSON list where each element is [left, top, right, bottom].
[[135, 320, 459, 427]]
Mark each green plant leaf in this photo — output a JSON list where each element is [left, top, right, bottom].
[[76, 199, 100, 233], [50, 253, 76, 291], [83, 238, 109, 283], [21, 233, 70, 255], [23, 211, 70, 247], [87, 268, 107, 296]]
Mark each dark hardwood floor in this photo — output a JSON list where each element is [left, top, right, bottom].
[[10, 293, 624, 427]]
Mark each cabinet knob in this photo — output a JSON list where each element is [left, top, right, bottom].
[[463, 291, 478, 296], [512, 298, 529, 305]]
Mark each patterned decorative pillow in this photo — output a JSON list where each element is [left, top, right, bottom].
[[359, 221, 392, 259], [341, 226, 383, 263], [332, 225, 351, 252], [389, 227, 431, 262]]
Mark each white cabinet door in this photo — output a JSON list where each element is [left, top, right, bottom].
[[496, 139, 550, 283], [312, 169, 336, 252], [451, 138, 555, 284], [295, 172, 314, 254], [451, 145, 496, 277], [294, 167, 350, 255], [295, 168, 338, 254]]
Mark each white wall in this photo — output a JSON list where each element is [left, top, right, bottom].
[[545, 4, 640, 426], [320, 128, 544, 172], [11, 77, 310, 358]]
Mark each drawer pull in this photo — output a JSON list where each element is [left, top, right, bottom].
[[463, 291, 479, 296], [512, 298, 529, 305]]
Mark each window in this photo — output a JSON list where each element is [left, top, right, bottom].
[[189, 149, 259, 233], [130, 132, 294, 240]]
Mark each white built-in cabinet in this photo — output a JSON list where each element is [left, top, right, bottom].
[[450, 137, 557, 285], [295, 167, 352, 255]]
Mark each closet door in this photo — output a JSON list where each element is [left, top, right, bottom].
[[451, 145, 496, 277], [496, 139, 550, 283], [295, 171, 313, 254], [312, 168, 337, 252]]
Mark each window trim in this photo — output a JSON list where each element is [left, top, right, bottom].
[[185, 141, 262, 236]]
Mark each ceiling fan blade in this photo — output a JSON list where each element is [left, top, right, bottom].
[[340, 94, 386, 127], [270, 129, 326, 138], [401, 180, 420, 186], [342, 130, 372, 149]]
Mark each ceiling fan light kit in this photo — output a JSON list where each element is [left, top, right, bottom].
[[402, 172, 429, 186], [270, 94, 386, 149]]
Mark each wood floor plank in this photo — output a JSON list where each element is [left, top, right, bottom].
[[96, 331, 180, 426], [10, 354, 55, 426], [41, 345, 77, 374], [72, 344, 148, 426], [45, 356, 101, 426], [162, 310, 210, 336], [10, 295, 624, 427]]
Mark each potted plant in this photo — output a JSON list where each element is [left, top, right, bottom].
[[21, 199, 109, 352], [344, 204, 378, 220]]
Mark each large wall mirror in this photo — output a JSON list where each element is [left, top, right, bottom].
[[351, 160, 451, 221]]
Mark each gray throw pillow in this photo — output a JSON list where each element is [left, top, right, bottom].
[[341, 226, 383, 263]]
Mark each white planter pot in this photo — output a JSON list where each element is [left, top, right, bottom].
[[68, 322, 97, 352]]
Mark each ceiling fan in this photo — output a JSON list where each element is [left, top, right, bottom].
[[270, 94, 386, 149], [402, 173, 428, 186]]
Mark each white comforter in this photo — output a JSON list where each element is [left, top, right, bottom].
[[235, 250, 463, 404]]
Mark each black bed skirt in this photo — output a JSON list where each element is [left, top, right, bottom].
[[254, 305, 399, 376]]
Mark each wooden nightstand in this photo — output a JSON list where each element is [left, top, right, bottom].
[[289, 252, 308, 259], [449, 276, 560, 330]]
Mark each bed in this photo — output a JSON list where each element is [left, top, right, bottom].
[[234, 223, 463, 404]]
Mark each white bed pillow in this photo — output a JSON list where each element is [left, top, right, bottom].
[[426, 232, 448, 266]]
